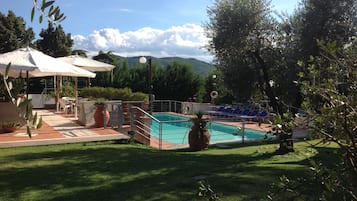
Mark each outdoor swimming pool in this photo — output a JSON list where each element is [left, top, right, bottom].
[[150, 113, 269, 145]]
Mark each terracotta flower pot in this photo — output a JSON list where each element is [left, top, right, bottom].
[[0, 126, 18, 133], [188, 118, 210, 151], [93, 104, 110, 127]]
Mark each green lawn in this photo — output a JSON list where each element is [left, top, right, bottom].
[[0, 140, 338, 201]]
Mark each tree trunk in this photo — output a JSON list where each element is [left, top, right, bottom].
[[253, 50, 283, 114]]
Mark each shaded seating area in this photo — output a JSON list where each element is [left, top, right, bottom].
[[58, 97, 76, 114]]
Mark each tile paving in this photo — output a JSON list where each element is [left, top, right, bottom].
[[1, 110, 307, 149], [0, 109, 129, 148]]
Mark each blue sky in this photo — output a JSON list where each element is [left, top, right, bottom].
[[0, 0, 299, 62]]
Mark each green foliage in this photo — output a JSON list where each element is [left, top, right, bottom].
[[31, 0, 66, 24], [205, 0, 297, 111], [269, 113, 296, 154], [298, 0, 357, 59], [156, 61, 204, 101], [94, 98, 107, 105], [120, 56, 213, 76], [60, 83, 75, 97], [72, 49, 87, 57], [204, 68, 233, 104], [0, 11, 35, 53], [198, 180, 221, 201], [1, 64, 42, 137], [269, 42, 357, 200], [80, 87, 148, 102], [34, 23, 73, 57], [89, 53, 211, 102], [300, 44, 357, 198], [156, 57, 213, 76], [0, 75, 25, 102], [90, 51, 119, 87]]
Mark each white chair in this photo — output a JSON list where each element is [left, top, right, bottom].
[[59, 98, 73, 113]]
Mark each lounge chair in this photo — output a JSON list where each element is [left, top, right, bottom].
[[205, 106, 225, 116]]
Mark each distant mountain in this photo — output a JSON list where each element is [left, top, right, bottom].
[[115, 56, 214, 76]]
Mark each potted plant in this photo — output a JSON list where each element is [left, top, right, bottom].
[[0, 122, 20, 133], [0, 64, 42, 136], [93, 98, 110, 127], [188, 111, 210, 151], [268, 112, 295, 154]]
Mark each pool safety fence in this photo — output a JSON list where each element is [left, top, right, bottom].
[[128, 107, 267, 150], [129, 106, 194, 149]]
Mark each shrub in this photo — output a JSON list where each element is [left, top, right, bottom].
[[80, 87, 148, 102], [61, 83, 75, 97]]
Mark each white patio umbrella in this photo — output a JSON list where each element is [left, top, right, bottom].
[[0, 47, 96, 78], [57, 55, 115, 72], [58, 55, 115, 87], [0, 47, 96, 118]]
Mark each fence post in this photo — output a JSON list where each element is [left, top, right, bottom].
[[159, 122, 163, 150], [242, 122, 245, 144], [118, 101, 123, 129], [130, 106, 135, 132], [104, 103, 107, 129], [169, 100, 172, 112]]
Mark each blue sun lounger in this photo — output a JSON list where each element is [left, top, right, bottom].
[[205, 106, 225, 115]]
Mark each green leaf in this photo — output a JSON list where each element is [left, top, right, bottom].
[[297, 60, 303, 67], [37, 117, 43, 129], [32, 113, 38, 125], [298, 72, 304, 78], [41, 0, 46, 11], [5, 63, 11, 78], [54, 8, 60, 19], [31, 7, 35, 22], [48, 5, 56, 16], [39, 15, 43, 23], [41, 0, 55, 10], [58, 16, 66, 22], [26, 126, 32, 138], [56, 13, 64, 21]]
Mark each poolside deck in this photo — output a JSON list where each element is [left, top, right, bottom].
[[0, 110, 308, 150], [0, 109, 129, 148]]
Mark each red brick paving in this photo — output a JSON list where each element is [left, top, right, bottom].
[[0, 111, 127, 146]]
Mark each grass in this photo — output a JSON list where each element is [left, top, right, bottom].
[[0, 140, 338, 201]]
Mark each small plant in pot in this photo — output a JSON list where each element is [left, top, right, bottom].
[[188, 111, 210, 151], [1, 64, 42, 137], [93, 98, 110, 127], [0, 121, 21, 133]]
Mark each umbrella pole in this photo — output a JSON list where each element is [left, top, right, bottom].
[[26, 71, 29, 99], [26, 71, 29, 121], [75, 77, 78, 119], [55, 76, 60, 112]]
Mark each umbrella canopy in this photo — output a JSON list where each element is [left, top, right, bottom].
[[0, 47, 96, 78], [57, 55, 115, 72]]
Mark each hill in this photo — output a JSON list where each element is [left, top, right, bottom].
[[116, 56, 214, 76]]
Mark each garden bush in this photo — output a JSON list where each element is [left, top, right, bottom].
[[80, 87, 148, 102]]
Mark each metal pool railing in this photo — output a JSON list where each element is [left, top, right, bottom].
[[127, 106, 269, 150], [152, 100, 183, 113], [128, 106, 192, 149]]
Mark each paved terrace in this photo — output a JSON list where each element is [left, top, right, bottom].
[[0, 110, 129, 148]]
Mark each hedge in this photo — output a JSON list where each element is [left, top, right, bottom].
[[79, 87, 148, 102]]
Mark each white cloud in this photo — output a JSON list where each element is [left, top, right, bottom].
[[72, 24, 213, 62]]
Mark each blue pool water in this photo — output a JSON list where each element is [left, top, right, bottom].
[[150, 113, 268, 145]]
